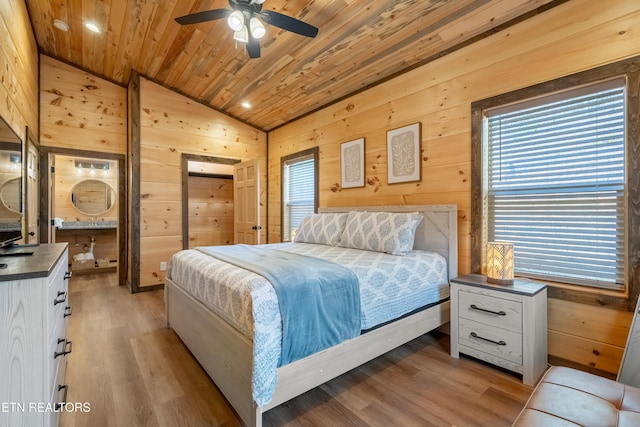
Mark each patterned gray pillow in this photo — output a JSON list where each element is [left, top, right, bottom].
[[338, 211, 423, 255], [294, 213, 348, 246]]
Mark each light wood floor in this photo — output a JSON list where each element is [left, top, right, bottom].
[[60, 272, 533, 427]]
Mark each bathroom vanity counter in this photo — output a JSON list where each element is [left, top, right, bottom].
[[56, 220, 117, 230]]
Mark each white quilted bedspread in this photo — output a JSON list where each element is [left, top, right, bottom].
[[168, 242, 449, 406]]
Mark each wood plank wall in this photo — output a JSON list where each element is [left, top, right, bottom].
[[40, 56, 127, 154], [267, 0, 640, 374], [0, 1, 38, 143], [187, 176, 234, 248], [137, 77, 267, 288]]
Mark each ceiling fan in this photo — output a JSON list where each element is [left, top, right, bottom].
[[175, 0, 319, 59]]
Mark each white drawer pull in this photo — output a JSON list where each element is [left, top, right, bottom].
[[470, 304, 506, 316], [470, 331, 506, 346]]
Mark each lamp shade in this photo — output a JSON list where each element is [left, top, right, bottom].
[[227, 10, 244, 31], [486, 242, 514, 285], [250, 17, 265, 39]]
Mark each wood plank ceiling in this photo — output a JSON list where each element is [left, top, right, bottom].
[[25, 0, 560, 131]]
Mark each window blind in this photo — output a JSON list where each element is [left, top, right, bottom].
[[283, 156, 315, 240], [486, 78, 626, 290]]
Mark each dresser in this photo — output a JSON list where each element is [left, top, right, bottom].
[[0, 243, 71, 427], [450, 274, 547, 386]]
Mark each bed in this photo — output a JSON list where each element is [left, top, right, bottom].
[[165, 204, 458, 427]]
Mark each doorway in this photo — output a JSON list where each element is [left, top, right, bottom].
[[181, 154, 239, 249], [52, 154, 119, 274], [40, 147, 126, 285]]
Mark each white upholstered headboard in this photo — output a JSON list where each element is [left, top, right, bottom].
[[318, 205, 458, 281]]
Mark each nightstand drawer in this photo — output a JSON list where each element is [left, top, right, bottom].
[[458, 317, 523, 364], [458, 290, 522, 333]]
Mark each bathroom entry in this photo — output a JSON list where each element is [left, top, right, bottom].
[[52, 154, 119, 274], [185, 159, 235, 248]]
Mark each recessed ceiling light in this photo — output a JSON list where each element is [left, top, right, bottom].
[[85, 22, 100, 33], [241, 101, 251, 109], [53, 19, 69, 32]]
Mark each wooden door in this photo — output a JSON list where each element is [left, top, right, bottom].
[[233, 160, 260, 244], [26, 142, 39, 243]]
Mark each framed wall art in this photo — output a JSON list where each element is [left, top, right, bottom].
[[341, 137, 365, 189], [387, 122, 421, 184]]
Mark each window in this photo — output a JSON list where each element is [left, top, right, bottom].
[[281, 147, 318, 241], [464, 70, 638, 300], [476, 77, 628, 292]]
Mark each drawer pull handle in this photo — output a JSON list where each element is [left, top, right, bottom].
[[64, 306, 72, 317], [54, 291, 67, 305], [470, 332, 506, 346], [54, 385, 68, 411], [64, 271, 72, 280], [470, 304, 506, 316], [54, 339, 73, 358]]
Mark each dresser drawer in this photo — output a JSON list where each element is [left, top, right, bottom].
[[458, 317, 523, 365], [458, 289, 522, 333], [47, 251, 69, 332], [49, 354, 69, 427], [46, 332, 73, 394], [48, 316, 69, 391]]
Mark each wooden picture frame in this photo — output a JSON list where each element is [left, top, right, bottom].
[[340, 138, 365, 189], [387, 122, 421, 184]]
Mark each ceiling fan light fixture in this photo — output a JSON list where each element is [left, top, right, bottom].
[[227, 10, 245, 32], [233, 26, 249, 43], [249, 17, 265, 39]]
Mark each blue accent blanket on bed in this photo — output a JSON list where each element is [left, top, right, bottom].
[[198, 244, 361, 365]]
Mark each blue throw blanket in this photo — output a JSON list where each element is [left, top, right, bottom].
[[198, 244, 361, 365]]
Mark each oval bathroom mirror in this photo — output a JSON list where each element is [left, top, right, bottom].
[[0, 177, 21, 214], [71, 179, 115, 215]]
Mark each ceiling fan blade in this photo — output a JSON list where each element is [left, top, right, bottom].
[[247, 38, 261, 59], [175, 9, 230, 25], [260, 10, 318, 38]]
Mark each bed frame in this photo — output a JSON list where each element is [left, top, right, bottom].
[[165, 204, 458, 427]]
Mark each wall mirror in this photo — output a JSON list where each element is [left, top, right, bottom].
[[0, 122, 22, 218], [0, 115, 23, 247], [71, 179, 115, 215], [1, 177, 21, 214]]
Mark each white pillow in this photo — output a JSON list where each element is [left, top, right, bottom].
[[294, 213, 348, 246], [338, 211, 423, 255]]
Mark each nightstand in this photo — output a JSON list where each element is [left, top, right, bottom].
[[450, 274, 547, 386]]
